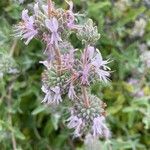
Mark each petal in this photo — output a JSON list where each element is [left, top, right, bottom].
[[22, 9, 29, 22], [45, 18, 58, 32]]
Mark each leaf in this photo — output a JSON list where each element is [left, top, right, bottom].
[[51, 113, 61, 130], [32, 106, 46, 115]]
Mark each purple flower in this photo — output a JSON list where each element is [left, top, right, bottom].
[[42, 85, 62, 105], [41, 86, 53, 104], [61, 49, 75, 69], [81, 64, 91, 85], [34, 3, 39, 16], [80, 46, 94, 85], [45, 17, 62, 46], [51, 86, 62, 104], [92, 116, 110, 139], [67, 115, 83, 137], [65, 0, 75, 29], [68, 83, 76, 100], [81, 46, 110, 84], [43, 33, 55, 62], [14, 9, 38, 45], [91, 50, 111, 83]]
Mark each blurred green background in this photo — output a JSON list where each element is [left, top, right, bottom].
[[0, 0, 150, 149]]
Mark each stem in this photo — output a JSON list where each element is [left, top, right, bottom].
[[47, 0, 62, 74], [7, 83, 17, 150], [82, 46, 90, 107], [82, 86, 90, 107], [10, 40, 17, 57], [60, 123, 75, 150], [55, 46, 62, 75], [47, 0, 52, 18]]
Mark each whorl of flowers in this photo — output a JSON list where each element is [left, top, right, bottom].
[[14, 0, 111, 140]]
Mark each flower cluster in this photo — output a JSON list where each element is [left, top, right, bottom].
[[14, 0, 111, 140]]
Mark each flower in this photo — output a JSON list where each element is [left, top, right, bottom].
[[41, 85, 53, 104], [51, 86, 62, 104], [61, 48, 75, 70], [81, 64, 91, 85], [43, 33, 56, 64], [45, 17, 62, 46], [67, 115, 83, 137], [91, 49, 111, 83], [92, 116, 110, 139], [65, 0, 76, 29], [42, 85, 62, 105], [81, 46, 111, 84], [68, 83, 76, 100], [14, 9, 38, 45]]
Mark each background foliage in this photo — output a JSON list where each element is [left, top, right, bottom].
[[0, 0, 150, 149]]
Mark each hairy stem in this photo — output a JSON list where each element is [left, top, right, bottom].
[[47, 0, 62, 74], [47, 0, 52, 18], [10, 40, 17, 57], [82, 47, 90, 107], [82, 86, 90, 107], [7, 83, 17, 150], [55, 46, 62, 75]]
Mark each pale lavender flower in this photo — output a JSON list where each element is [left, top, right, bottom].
[[42, 5, 48, 15], [51, 86, 62, 104], [81, 46, 110, 84], [42, 85, 62, 105], [65, 0, 76, 29], [91, 49, 111, 83], [67, 115, 83, 137], [81, 64, 91, 85], [92, 116, 110, 139], [43, 33, 55, 62], [14, 9, 38, 45], [34, 3, 39, 16], [45, 17, 62, 46], [68, 83, 76, 100], [41, 85, 53, 104], [61, 49, 75, 69]]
